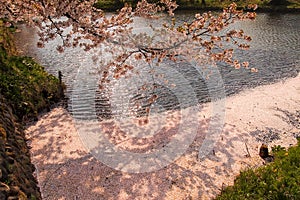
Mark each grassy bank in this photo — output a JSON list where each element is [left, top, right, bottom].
[[0, 21, 64, 122], [0, 20, 64, 199], [216, 139, 300, 199], [0, 48, 63, 121]]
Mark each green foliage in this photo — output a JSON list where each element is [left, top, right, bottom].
[[30, 194, 37, 200], [216, 138, 300, 200], [0, 20, 17, 55], [272, 145, 286, 153], [0, 21, 64, 121], [203, 0, 269, 8], [0, 19, 63, 122], [269, 0, 290, 6], [0, 21, 57, 198], [0, 47, 63, 120], [94, 0, 124, 11], [287, 0, 300, 8], [95, 0, 300, 11]]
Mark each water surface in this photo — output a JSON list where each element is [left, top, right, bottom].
[[15, 13, 300, 119]]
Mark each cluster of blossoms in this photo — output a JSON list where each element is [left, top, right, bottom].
[[0, 1, 258, 85]]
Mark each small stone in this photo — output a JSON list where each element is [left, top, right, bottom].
[[259, 143, 269, 159], [264, 156, 274, 163], [259, 143, 275, 163]]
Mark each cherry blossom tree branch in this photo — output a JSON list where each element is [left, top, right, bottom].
[[0, 1, 257, 82]]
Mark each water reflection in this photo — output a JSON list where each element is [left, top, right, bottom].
[[15, 13, 300, 119]]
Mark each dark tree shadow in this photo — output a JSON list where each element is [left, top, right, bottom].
[[274, 108, 300, 138], [26, 105, 260, 200]]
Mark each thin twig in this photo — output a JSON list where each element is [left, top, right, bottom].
[[244, 140, 251, 157]]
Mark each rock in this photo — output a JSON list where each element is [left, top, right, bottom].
[[0, 31, 43, 199], [264, 156, 274, 163], [0, 100, 41, 199], [259, 143, 274, 163], [259, 143, 269, 159]]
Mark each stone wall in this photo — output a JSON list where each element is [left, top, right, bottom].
[[0, 97, 41, 200]]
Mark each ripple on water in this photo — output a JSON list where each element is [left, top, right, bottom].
[[14, 13, 300, 120]]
